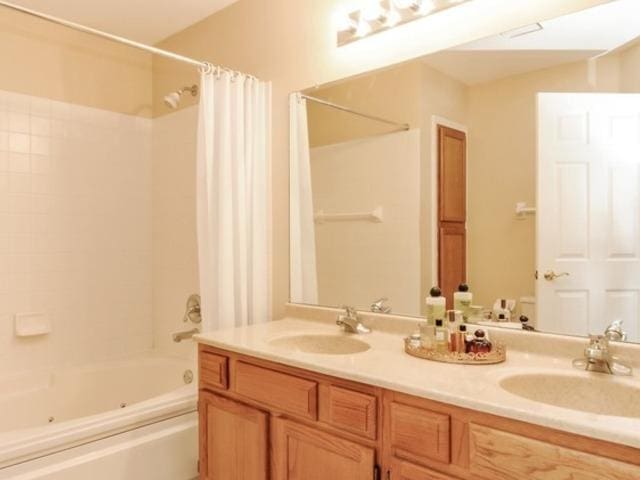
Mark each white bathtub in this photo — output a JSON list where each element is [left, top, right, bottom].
[[0, 353, 198, 479]]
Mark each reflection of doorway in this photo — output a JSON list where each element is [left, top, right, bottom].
[[537, 93, 640, 342], [437, 125, 467, 306]]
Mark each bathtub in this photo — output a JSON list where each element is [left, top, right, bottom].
[[0, 353, 198, 480]]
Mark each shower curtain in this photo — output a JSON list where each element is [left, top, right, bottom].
[[197, 69, 271, 330], [289, 93, 319, 304]]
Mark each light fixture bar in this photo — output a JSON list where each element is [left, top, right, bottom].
[[337, 0, 473, 46]]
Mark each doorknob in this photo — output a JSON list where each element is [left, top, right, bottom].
[[543, 270, 570, 281]]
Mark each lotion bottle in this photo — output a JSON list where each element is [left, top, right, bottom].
[[425, 287, 446, 325], [453, 284, 473, 320]]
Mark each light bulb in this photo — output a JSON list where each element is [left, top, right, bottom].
[[361, 2, 387, 23], [336, 12, 358, 33], [392, 0, 421, 10], [386, 10, 402, 27], [355, 19, 372, 37], [418, 0, 436, 14]]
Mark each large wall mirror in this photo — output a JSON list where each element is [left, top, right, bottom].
[[289, 0, 640, 343]]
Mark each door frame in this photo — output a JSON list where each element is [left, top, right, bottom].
[[430, 115, 469, 288]]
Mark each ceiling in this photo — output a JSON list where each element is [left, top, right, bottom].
[[422, 0, 640, 86], [3, 0, 240, 44]]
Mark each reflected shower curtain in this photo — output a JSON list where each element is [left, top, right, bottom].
[[197, 69, 271, 330], [289, 93, 318, 304]]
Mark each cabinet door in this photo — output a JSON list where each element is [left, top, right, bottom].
[[199, 392, 268, 480], [390, 458, 459, 480], [272, 417, 375, 480]]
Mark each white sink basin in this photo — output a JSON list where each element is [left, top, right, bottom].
[[268, 334, 370, 355], [499, 373, 640, 418]]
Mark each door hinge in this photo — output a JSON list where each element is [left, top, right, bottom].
[[374, 465, 380, 480]]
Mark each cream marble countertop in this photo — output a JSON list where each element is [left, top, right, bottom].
[[195, 314, 640, 449]]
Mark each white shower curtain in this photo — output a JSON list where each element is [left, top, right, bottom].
[[289, 93, 318, 304], [197, 69, 271, 330]]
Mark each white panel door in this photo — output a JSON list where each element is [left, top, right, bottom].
[[537, 93, 640, 342]]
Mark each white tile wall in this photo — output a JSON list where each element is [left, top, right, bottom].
[[0, 90, 153, 375], [151, 106, 199, 359], [311, 130, 422, 315]]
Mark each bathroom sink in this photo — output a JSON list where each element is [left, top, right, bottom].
[[268, 334, 370, 355], [499, 373, 640, 418]]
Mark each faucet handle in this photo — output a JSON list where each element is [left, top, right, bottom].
[[604, 320, 627, 342], [183, 294, 202, 324], [585, 335, 610, 360]]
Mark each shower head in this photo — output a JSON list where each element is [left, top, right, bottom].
[[163, 84, 199, 109], [163, 92, 181, 109]]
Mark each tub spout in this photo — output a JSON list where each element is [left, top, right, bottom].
[[172, 328, 200, 343]]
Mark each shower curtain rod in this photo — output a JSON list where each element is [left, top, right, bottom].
[[0, 0, 215, 73], [301, 94, 410, 131]]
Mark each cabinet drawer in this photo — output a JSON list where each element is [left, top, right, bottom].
[[322, 385, 377, 439], [199, 350, 228, 390], [390, 458, 459, 480], [389, 402, 451, 465], [234, 361, 318, 419], [469, 424, 640, 480]]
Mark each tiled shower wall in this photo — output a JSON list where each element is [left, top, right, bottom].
[[152, 106, 199, 359], [0, 90, 153, 375]]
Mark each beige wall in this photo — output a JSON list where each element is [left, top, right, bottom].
[[153, 0, 610, 319], [0, 8, 152, 117], [621, 40, 640, 92]]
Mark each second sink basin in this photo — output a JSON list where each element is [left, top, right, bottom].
[[268, 334, 370, 355], [500, 373, 640, 418]]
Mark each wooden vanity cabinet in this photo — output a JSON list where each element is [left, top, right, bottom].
[[198, 344, 640, 480]]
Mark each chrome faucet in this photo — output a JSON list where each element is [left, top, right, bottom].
[[336, 306, 371, 334], [604, 320, 627, 342], [572, 335, 632, 376], [173, 294, 202, 343], [172, 328, 200, 343], [370, 297, 391, 314]]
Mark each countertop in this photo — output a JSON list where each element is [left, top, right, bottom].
[[195, 315, 640, 449]]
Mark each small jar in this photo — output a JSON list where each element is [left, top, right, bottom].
[[470, 329, 492, 354], [408, 333, 422, 349]]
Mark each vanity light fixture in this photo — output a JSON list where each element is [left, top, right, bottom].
[[338, 0, 472, 46]]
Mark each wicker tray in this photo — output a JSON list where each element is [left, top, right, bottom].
[[404, 337, 506, 365]]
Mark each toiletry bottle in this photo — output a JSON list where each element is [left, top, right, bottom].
[[453, 284, 473, 320], [455, 325, 468, 353], [447, 310, 462, 351], [434, 318, 449, 353], [470, 329, 492, 354], [464, 326, 475, 353], [494, 299, 511, 322], [419, 323, 436, 351], [425, 287, 446, 325]]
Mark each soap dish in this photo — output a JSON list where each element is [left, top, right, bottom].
[[404, 337, 506, 365]]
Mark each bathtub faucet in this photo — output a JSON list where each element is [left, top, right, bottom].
[[172, 328, 200, 343]]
